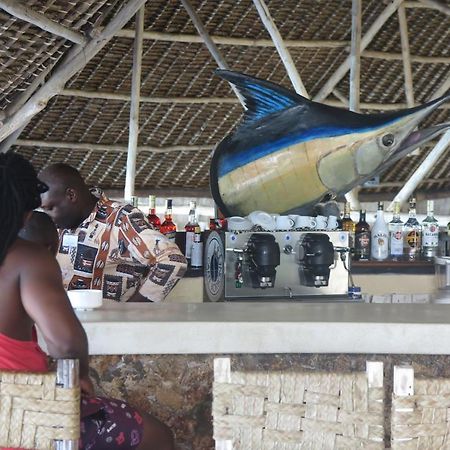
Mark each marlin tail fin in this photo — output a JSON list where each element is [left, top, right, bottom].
[[215, 70, 309, 125]]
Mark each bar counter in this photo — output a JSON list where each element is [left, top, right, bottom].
[[77, 301, 450, 355]]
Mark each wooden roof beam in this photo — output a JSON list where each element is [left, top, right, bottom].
[[56, 89, 450, 110], [346, 0, 363, 210], [0, 0, 87, 45], [252, 0, 308, 97], [314, 0, 404, 102], [180, 0, 245, 107], [14, 139, 211, 154], [0, 0, 148, 143], [125, 7, 144, 201], [115, 29, 349, 48], [398, 4, 415, 107]]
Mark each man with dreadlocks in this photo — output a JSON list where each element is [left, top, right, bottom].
[[0, 152, 174, 450]]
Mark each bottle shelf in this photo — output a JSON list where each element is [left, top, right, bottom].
[[351, 259, 435, 275]]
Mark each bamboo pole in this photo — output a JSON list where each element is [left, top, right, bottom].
[[115, 29, 349, 48], [14, 139, 211, 154], [60, 89, 239, 103], [0, 0, 87, 44], [398, 5, 415, 107], [314, 0, 404, 102], [252, 0, 308, 97], [124, 7, 144, 202], [349, 0, 362, 112], [346, 0, 362, 210], [362, 50, 449, 64], [418, 0, 450, 15], [180, 0, 245, 107], [388, 130, 450, 209], [0, 0, 148, 143]]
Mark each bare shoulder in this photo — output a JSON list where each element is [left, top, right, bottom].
[[8, 238, 58, 271]]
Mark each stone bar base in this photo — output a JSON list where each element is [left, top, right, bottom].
[[89, 353, 450, 450]]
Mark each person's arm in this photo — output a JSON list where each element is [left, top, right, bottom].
[[119, 209, 187, 302], [19, 245, 92, 390]]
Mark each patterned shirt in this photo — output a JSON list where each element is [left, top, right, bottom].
[[56, 189, 187, 302]]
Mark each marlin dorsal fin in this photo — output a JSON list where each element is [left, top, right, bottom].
[[216, 70, 308, 124]]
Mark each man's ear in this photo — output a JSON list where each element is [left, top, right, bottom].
[[65, 187, 78, 202]]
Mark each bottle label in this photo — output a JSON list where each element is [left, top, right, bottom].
[[371, 232, 388, 260], [191, 242, 203, 268], [422, 225, 439, 247], [406, 230, 420, 248], [185, 231, 194, 258], [389, 227, 403, 255], [355, 231, 370, 259]]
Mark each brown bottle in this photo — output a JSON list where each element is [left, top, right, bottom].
[[160, 199, 177, 243], [341, 202, 355, 250], [354, 210, 371, 261], [147, 195, 161, 230]]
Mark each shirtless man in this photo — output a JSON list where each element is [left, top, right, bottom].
[[0, 152, 173, 450]]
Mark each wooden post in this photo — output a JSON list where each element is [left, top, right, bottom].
[[124, 7, 144, 202], [346, 0, 362, 210], [0, 0, 148, 143], [14, 139, 211, 153], [314, 0, 403, 102], [213, 358, 233, 450], [398, 5, 415, 107], [0, 0, 87, 45], [180, 0, 245, 108], [252, 0, 308, 97]]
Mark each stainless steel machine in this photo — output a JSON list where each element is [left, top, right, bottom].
[[203, 230, 351, 301]]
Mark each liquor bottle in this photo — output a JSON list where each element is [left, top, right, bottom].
[[371, 202, 389, 261], [184, 200, 199, 260], [147, 195, 161, 230], [341, 202, 355, 251], [403, 197, 422, 260], [190, 226, 203, 270], [354, 210, 371, 261], [160, 199, 177, 243], [389, 201, 404, 260], [209, 218, 217, 230], [130, 196, 139, 208], [421, 200, 439, 260]]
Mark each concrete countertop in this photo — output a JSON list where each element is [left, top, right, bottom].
[[75, 301, 450, 355]]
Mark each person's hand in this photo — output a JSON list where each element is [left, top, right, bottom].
[[79, 375, 95, 397]]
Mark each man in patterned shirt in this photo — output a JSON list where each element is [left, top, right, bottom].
[[39, 163, 187, 302]]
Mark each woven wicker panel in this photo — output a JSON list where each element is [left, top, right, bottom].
[[0, 0, 115, 111], [391, 378, 450, 449], [213, 370, 384, 449], [0, 370, 80, 450]]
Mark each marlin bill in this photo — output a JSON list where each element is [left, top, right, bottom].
[[210, 70, 450, 217]]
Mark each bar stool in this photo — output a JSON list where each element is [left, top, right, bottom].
[[213, 358, 384, 449], [392, 365, 450, 449], [0, 359, 80, 450]]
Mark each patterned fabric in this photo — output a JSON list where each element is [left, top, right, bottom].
[[57, 189, 187, 302], [80, 397, 143, 450]]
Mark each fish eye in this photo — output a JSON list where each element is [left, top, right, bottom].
[[382, 134, 395, 147]]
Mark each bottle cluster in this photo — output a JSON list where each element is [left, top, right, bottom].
[[146, 196, 202, 269], [343, 198, 440, 262]]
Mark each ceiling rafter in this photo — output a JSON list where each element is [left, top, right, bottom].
[[0, 0, 87, 44]]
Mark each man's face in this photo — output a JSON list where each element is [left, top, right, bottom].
[[40, 183, 78, 229]]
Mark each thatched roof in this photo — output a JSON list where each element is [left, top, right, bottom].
[[1, 0, 449, 201]]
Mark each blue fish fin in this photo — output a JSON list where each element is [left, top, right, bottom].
[[216, 70, 308, 124]]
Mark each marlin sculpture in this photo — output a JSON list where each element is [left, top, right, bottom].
[[210, 70, 450, 216]]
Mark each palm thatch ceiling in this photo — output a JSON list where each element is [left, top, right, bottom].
[[0, 0, 449, 201]]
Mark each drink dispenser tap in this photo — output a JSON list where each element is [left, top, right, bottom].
[[297, 233, 335, 287], [246, 233, 281, 288]]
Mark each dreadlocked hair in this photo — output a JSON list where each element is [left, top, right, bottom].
[[0, 152, 42, 266]]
